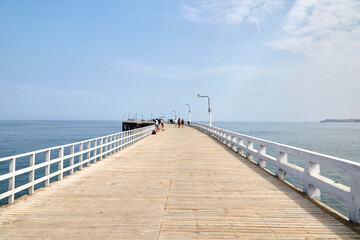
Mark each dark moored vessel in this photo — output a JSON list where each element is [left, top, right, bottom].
[[122, 120, 154, 131]]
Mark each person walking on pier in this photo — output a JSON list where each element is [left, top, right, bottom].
[[181, 119, 184, 128], [174, 118, 177, 127], [160, 119, 164, 131], [155, 119, 160, 132], [177, 118, 181, 128]]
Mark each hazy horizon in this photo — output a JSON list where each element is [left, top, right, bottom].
[[0, 119, 359, 123]]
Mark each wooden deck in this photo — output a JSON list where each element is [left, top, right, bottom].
[[0, 125, 359, 239]]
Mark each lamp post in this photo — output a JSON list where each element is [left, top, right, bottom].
[[172, 110, 177, 119], [197, 94, 212, 126], [185, 104, 191, 123]]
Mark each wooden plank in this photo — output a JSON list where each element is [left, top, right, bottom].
[[0, 125, 359, 239]]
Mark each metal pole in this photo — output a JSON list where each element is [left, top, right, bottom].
[[185, 104, 191, 123], [197, 94, 212, 126]]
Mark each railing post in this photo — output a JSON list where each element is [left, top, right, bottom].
[[100, 138, 103, 160], [104, 137, 107, 156], [120, 132, 124, 148], [8, 158, 15, 204], [246, 141, 253, 160], [93, 139, 97, 162], [70, 145, 74, 175], [107, 137, 110, 156], [120, 133, 123, 150], [276, 152, 287, 180], [115, 134, 119, 152], [232, 136, 238, 152], [79, 143, 83, 169], [126, 131, 130, 147], [45, 150, 50, 186], [349, 172, 360, 224], [107, 137, 110, 155], [112, 135, 116, 153], [238, 138, 244, 156], [303, 160, 320, 200], [87, 141, 91, 164], [29, 153, 35, 194], [258, 145, 266, 168], [58, 147, 64, 180]]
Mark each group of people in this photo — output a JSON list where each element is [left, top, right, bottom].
[[154, 118, 186, 131], [154, 118, 164, 132], [174, 118, 185, 128]]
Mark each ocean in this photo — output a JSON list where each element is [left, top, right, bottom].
[[213, 121, 360, 217], [0, 120, 123, 205], [0, 120, 359, 217]]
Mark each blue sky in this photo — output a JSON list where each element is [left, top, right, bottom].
[[1, 0, 359, 121]]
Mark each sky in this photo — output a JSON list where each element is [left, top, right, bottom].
[[0, 0, 359, 122]]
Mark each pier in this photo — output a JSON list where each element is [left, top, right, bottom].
[[0, 124, 360, 239]]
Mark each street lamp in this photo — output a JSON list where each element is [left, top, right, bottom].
[[172, 110, 177, 119], [197, 94, 212, 126], [185, 104, 191, 123]]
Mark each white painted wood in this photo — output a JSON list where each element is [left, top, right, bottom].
[[258, 145, 266, 168], [350, 171, 360, 223], [246, 141, 254, 161], [93, 139, 97, 163], [0, 125, 154, 206], [79, 142, 84, 169], [45, 150, 50, 187], [70, 145, 74, 175], [87, 141, 91, 165], [28, 153, 35, 194], [58, 147, 64, 180], [8, 158, 15, 204], [191, 122, 360, 224], [304, 160, 321, 200], [277, 152, 287, 180], [100, 138, 103, 160]]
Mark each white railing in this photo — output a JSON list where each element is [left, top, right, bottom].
[[191, 122, 360, 224], [0, 125, 154, 205]]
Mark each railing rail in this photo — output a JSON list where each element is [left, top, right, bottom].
[[191, 122, 360, 224], [0, 125, 154, 205]]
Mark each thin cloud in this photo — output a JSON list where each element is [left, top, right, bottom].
[[98, 57, 255, 81], [268, 0, 360, 67], [181, 0, 285, 28]]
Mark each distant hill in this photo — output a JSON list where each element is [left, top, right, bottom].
[[320, 119, 360, 123]]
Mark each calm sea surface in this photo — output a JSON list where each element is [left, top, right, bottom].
[[0, 120, 123, 158], [213, 121, 360, 217], [1, 120, 359, 216]]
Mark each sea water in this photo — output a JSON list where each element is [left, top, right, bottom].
[[0, 120, 123, 205], [213, 122, 360, 217], [0, 120, 359, 217]]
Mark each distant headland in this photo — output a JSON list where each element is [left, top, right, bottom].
[[320, 119, 360, 123]]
